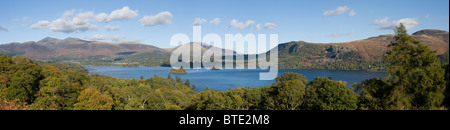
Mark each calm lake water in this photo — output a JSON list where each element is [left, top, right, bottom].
[[84, 65, 386, 91]]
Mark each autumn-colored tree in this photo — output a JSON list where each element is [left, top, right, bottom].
[[0, 99, 28, 110], [0, 74, 8, 99], [74, 88, 113, 110]]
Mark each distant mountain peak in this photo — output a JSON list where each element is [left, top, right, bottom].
[[412, 29, 449, 36], [0, 36, 166, 59], [39, 37, 59, 42]]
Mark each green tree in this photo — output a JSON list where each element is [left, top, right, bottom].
[[191, 84, 197, 92], [383, 23, 446, 110], [167, 73, 172, 80], [223, 88, 248, 110], [304, 77, 357, 110], [0, 55, 13, 74], [185, 79, 190, 87], [6, 57, 41, 103], [443, 64, 450, 108], [0, 55, 13, 100], [175, 74, 183, 83], [244, 87, 262, 110], [274, 79, 306, 110], [31, 77, 79, 110], [187, 90, 226, 110], [275, 72, 308, 85], [74, 88, 113, 110], [261, 72, 307, 110], [352, 78, 388, 110]]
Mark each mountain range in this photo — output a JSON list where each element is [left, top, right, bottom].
[[0, 29, 448, 70], [275, 29, 448, 70]]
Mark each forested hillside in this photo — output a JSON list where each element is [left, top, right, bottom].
[[0, 54, 195, 110]]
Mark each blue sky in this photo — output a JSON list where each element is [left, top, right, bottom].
[[0, 0, 448, 49]]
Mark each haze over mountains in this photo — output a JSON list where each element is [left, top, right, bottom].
[[0, 29, 448, 69]]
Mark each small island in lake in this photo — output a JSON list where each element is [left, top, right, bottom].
[[170, 67, 187, 74], [210, 66, 221, 70]]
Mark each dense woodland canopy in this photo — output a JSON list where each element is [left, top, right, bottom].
[[0, 24, 449, 110]]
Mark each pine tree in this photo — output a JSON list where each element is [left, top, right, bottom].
[[175, 74, 182, 83], [192, 84, 197, 91], [185, 79, 190, 87], [383, 23, 446, 109]]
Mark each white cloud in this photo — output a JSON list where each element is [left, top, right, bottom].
[[329, 31, 354, 37], [392, 18, 420, 29], [371, 17, 389, 25], [22, 17, 32, 22], [62, 9, 76, 19], [255, 24, 261, 30], [85, 34, 108, 41], [31, 18, 97, 33], [0, 25, 8, 31], [84, 34, 139, 43], [349, 10, 356, 17], [229, 19, 255, 29], [192, 17, 207, 26], [140, 11, 173, 26], [263, 23, 277, 29], [30, 21, 50, 28], [371, 17, 419, 30], [49, 19, 98, 33], [323, 6, 349, 16], [72, 11, 96, 25], [30, 6, 138, 33], [246, 21, 255, 28], [96, 6, 138, 22], [104, 25, 120, 31], [210, 18, 220, 25], [12, 17, 32, 23], [95, 13, 109, 22]]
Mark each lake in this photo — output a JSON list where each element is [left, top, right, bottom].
[[84, 65, 386, 91]]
